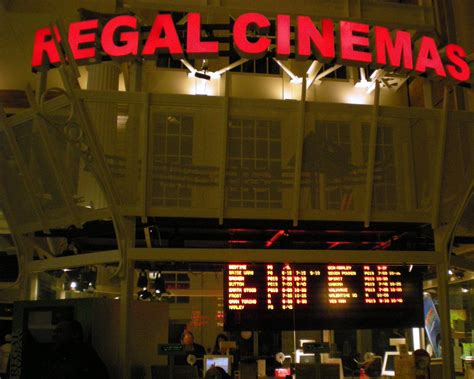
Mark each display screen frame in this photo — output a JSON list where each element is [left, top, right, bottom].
[[223, 263, 424, 331]]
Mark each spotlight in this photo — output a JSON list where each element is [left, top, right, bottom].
[[194, 71, 211, 80], [137, 269, 148, 288], [87, 282, 95, 292], [462, 287, 469, 293], [154, 272, 167, 294], [70, 281, 78, 290], [448, 269, 453, 275]]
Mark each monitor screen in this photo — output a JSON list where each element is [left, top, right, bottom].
[[381, 351, 399, 376], [224, 263, 423, 330], [204, 355, 231, 375]]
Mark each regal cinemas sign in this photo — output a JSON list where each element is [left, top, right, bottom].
[[32, 13, 471, 83]]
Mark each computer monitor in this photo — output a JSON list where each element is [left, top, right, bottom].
[[381, 351, 399, 377], [204, 355, 232, 375], [389, 338, 406, 351], [300, 339, 316, 348]]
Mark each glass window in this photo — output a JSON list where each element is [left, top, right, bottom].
[[151, 114, 193, 207], [226, 119, 283, 209]]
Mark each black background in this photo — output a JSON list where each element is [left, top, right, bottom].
[[224, 263, 423, 331]]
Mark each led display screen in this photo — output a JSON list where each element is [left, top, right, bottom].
[[224, 263, 423, 330]]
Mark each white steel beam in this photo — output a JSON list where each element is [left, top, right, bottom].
[[27, 237, 55, 260], [215, 58, 249, 76], [165, 289, 222, 297], [291, 76, 307, 226], [49, 22, 131, 277], [217, 73, 231, 224], [306, 61, 323, 89], [450, 254, 474, 272], [26, 250, 120, 273], [312, 64, 342, 86], [180, 58, 197, 74], [128, 248, 439, 265], [363, 80, 381, 227], [25, 85, 82, 228], [272, 58, 302, 83]]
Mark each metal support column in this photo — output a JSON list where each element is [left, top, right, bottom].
[[218, 73, 231, 224], [292, 76, 307, 226], [119, 218, 136, 379], [434, 231, 455, 379], [363, 80, 380, 227]]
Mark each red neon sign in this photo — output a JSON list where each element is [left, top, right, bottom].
[[233, 13, 271, 59], [31, 13, 472, 84], [374, 26, 413, 71], [187, 13, 219, 58], [340, 21, 372, 64], [101, 16, 139, 58], [142, 14, 183, 58], [296, 17, 334, 61]]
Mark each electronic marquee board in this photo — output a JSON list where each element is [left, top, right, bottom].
[[224, 263, 423, 331]]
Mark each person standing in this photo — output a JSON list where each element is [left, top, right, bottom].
[[175, 330, 206, 374], [212, 334, 229, 355]]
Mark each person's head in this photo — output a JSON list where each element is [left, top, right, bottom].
[[181, 330, 194, 346], [205, 366, 230, 379], [213, 334, 228, 353], [53, 320, 83, 347]]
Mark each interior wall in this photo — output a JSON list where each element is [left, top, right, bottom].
[[129, 301, 169, 379]]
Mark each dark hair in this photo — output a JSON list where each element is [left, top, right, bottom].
[[213, 333, 228, 353], [205, 366, 230, 379]]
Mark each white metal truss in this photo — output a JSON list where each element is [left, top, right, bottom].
[[47, 20, 132, 275], [27, 250, 120, 273]]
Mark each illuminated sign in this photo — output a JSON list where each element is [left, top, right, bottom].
[[32, 13, 471, 83], [224, 263, 423, 330]]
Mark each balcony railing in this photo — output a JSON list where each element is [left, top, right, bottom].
[[1, 85, 472, 233]]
